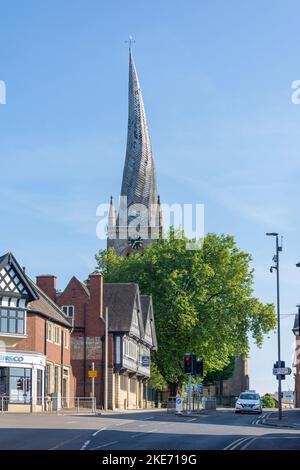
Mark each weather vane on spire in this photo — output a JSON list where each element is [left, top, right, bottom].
[[125, 35, 135, 50]]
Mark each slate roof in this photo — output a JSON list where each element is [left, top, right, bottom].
[[104, 283, 143, 336]]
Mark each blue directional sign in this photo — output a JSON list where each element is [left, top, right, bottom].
[[142, 356, 150, 367]]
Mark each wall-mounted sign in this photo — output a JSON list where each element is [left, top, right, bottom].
[[0, 352, 45, 367], [142, 356, 150, 367]]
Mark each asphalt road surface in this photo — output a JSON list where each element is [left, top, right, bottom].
[[0, 409, 299, 450]]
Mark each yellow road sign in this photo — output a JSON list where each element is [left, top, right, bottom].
[[88, 370, 97, 378]]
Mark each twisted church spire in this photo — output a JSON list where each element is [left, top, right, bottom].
[[120, 49, 158, 211]]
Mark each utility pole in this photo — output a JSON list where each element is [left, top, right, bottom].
[[187, 373, 192, 415], [266, 232, 283, 420], [91, 361, 95, 409], [104, 307, 108, 411]]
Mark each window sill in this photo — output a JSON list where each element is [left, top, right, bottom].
[[0, 333, 27, 339]]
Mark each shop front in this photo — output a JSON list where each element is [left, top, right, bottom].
[[0, 351, 46, 412]]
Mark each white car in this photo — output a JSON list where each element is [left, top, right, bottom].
[[235, 391, 262, 414]]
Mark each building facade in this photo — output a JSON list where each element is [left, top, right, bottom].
[[104, 284, 157, 409], [0, 253, 74, 412], [38, 271, 157, 410], [293, 313, 300, 407]]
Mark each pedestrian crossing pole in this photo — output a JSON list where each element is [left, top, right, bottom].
[[187, 373, 192, 415], [104, 307, 108, 411]]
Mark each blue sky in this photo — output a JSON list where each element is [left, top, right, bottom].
[[1, 0, 300, 394]]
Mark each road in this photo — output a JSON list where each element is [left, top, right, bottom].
[[0, 409, 300, 450]]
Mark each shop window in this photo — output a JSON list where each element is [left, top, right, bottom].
[[45, 364, 51, 395], [37, 369, 42, 405], [0, 309, 25, 335], [9, 368, 31, 404]]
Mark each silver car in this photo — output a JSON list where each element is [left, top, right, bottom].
[[235, 391, 262, 414]]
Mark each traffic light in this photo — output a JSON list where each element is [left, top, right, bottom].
[[196, 360, 204, 376], [183, 354, 196, 374], [17, 378, 23, 391]]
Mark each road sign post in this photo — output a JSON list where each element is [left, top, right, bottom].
[[187, 373, 192, 415], [176, 397, 183, 414], [272, 366, 292, 376]]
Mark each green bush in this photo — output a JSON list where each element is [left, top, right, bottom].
[[262, 394, 276, 408]]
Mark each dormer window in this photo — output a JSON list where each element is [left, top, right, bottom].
[[62, 305, 74, 318]]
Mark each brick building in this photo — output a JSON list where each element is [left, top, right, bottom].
[[0, 252, 74, 412], [293, 313, 300, 407], [37, 271, 157, 409]]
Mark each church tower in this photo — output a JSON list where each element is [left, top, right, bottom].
[[108, 46, 162, 256]]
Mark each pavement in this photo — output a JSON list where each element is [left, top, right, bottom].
[[0, 408, 300, 450], [263, 408, 300, 429]]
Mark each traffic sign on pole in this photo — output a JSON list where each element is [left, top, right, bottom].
[[272, 367, 292, 376]]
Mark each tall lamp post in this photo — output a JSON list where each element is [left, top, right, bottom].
[[266, 232, 283, 420], [295, 263, 300, 408]]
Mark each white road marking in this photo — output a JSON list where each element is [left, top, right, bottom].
[[92, 427, 106, 437], [80, 440, 90, 450], [144, 416, 153, 420], [224, 436, 251, 451], [240, 437, 257, 450], [91, 440, 118, 450], [48, 434, 83, 450], [188, 418, 197, 422], [147, 429, 157, 433]]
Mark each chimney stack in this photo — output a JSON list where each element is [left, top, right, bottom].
[[36, 275, 57, 302], [88, 272, 103, 318]]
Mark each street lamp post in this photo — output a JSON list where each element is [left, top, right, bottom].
[[266, 232, 283, 420]]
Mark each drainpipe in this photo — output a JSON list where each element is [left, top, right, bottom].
[[61, 327, 64, 404], [83, 304, 87, 397]]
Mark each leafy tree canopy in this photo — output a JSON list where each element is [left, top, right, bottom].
[[204, 356, 236, 384], [96, 231, 276, 385]]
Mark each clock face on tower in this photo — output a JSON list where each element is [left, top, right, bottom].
[[128, 236, 144, 251]]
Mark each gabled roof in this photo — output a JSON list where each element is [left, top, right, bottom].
[[104, 283, 144, 337], [293, 313, 299, 335], [0, 252, 38, 300], [0, 252, 71, 327], [60, 276, 90, 300], [140, 294, 157, 350]]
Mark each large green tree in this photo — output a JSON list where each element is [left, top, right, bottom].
[[96, 232, 276, 390]]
